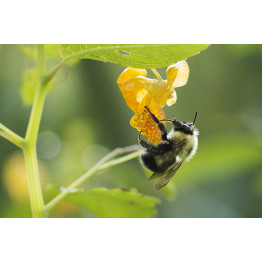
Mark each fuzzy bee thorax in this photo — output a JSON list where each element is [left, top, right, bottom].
[[168, 128, 199, 162]]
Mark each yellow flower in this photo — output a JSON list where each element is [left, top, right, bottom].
[[117, 61, 189, 144]]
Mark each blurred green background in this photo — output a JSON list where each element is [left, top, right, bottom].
[[0, 44, 261, 218]]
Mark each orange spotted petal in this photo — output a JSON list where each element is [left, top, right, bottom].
[[130, 107, 166, 145], [166, 60, 189, 89]]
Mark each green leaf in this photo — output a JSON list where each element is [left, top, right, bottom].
[[57, 44, 209, 68], [62, 187, 160, 218]]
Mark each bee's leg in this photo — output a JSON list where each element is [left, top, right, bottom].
[[145, 106, 168, 141], [138, 132, 157, 151]]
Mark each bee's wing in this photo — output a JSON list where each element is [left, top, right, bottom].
[[154, 161, 183, 190], [147, 171, 165, 181], [147, 157, 177, 182]]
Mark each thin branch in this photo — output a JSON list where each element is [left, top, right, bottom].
[[0, 123, 24, 148], [45, 145, 142, 213], [98, 149, 143, 171], [151, 68, 163, 81]]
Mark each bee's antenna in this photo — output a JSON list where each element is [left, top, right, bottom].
[[193, 112, 198, 125]]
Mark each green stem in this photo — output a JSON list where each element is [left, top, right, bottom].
[[37, 44, 46, 78], [45, 146, 142, 213], [23, 146, 46, 217], [23, 44, 47, 218], [23, 84, 46, 218], [25, 45, 46, 142], [151, 68, 163, 81], [98, 149, 142, 171], [0, 124, 24, 148], [25, 82, 47, 143]]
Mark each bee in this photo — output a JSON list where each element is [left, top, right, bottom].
[[139, 106, 199, 190]]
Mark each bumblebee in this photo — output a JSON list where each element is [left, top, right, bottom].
[[139, 106, 199, 190]]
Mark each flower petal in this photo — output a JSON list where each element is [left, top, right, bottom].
[[142, 79, 171, 108], [130, 107, 166, 144], [166, 60, 189, 88], [117, 76, 153, 113], [117, 68, 147, 83], [166, 90, 177, 106]]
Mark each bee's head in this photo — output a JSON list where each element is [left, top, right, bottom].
[[161, 112, 197, 135], [173, 119, 193, 134]]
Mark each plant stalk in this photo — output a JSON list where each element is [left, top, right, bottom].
[[0, 124, 24, 148], [23, 146, 46, 217], [23, 45, 47, 217], [151, 68, 163, 81], [45, 146, 142, 213]]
